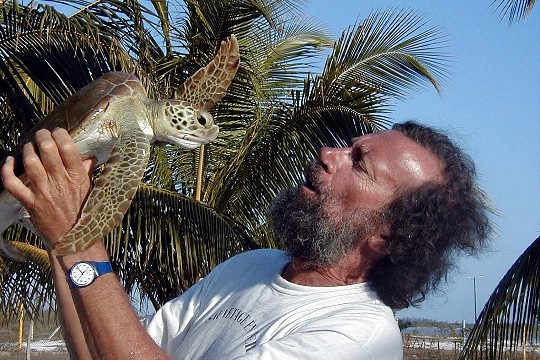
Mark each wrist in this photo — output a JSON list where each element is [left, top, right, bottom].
[[68, 260, 114, 288], [52, 241, 110, 272]]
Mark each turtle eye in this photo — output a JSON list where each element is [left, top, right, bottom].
[[197, 112, 207, 126]]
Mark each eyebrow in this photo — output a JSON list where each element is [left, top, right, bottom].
[[356, 142, 376, 180]]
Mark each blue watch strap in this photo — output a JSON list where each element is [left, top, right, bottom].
[[94, 261, 113, 276]]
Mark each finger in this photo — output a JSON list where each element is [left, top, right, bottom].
[[51, 128, 85, 174], [22, 141, 48, 189], [1, 156, 34, 206], [52, 128, 95, 185], [35, 129, 64, 176]]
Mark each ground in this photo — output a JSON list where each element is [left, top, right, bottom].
[[0, 348, 458, 360], [1, 321, 538, 359]]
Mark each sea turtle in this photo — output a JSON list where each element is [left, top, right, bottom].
[[0, 35, 240, 262]]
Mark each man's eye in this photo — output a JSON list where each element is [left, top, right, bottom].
[[351, 149, 364, 171], [353, 160, 366, 172], [351, 153, 364, 172]]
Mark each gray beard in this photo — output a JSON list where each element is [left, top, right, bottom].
[[269, 186, 379, 268]]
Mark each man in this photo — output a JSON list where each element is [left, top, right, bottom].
[[1, 121, 491, 359]]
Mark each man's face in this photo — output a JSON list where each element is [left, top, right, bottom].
[[270, 130, 443, 267], [302, 130, 443, 220]]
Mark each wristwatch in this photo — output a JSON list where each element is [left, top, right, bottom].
[[68, 261, 113, 288]]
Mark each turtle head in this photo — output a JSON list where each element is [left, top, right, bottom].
[[154, 100, 219, 150]]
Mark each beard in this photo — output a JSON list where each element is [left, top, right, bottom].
[[269, 185, 382, 268]]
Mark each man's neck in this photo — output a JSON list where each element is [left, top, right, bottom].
[[282, 253, 370, 287]]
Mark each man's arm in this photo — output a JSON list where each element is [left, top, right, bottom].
[[55, 242, 167, 360], [50, 254, 96, 359], [1, 128, 169, 360]]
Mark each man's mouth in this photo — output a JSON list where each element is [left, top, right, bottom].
[[304, 176, 316, 192]]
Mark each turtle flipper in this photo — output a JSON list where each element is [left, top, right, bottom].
[[175, 35, 240, 110], [0, 191, 29, 262], [0, 238, 26, 262], [51, 127, 151, 256]]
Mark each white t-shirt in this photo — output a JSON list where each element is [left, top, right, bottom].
[[143, 249, 403, 359]]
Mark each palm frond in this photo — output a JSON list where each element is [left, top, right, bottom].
[[459, 235, 540, 359], [0, 241, 53, 324], [321, 9, 449, 102], [0, 71, 39, 156], [149, 0, 173, 54], [492, 0, 536, 24], [241, 17, 331, 97]]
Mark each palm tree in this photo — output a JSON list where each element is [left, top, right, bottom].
[[459, 235, 540, 359], [493, 0, 536, 23], [0, 0, 450, 322]]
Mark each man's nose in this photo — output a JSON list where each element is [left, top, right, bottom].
[[319, 147, 351, 174]]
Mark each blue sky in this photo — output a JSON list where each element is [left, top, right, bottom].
[[305, 0, 539, 323]]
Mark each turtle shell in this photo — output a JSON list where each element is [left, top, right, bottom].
[[1, 72, 147, 186], [43, 72, 147, 133]]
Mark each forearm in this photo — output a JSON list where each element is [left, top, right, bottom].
[[56, 242, 169, 360], [51, 254, 96, 360]]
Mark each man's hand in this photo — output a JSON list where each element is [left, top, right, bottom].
[[1, 128, 94, 247]]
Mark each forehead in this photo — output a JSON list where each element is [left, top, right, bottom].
[[353, 130, 443, 187], [353, 130, 424, 151]]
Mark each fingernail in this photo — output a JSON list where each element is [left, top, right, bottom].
[[5, 156, 13, 163]]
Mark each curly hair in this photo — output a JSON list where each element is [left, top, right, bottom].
[[367, 121, 492, 309]]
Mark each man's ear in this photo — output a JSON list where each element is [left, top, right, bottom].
[[367, 236, 390, 257], [367, 220, 391, 257]]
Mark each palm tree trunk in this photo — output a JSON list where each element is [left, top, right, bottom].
[[195, 145, 205, 201]]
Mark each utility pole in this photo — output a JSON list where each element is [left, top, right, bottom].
[[468, 275, 483, 321]]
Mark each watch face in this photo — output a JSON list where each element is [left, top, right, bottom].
[[70, 262, 96, 287]]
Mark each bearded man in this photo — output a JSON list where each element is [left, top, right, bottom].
[[1, 121, 490, 359]]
